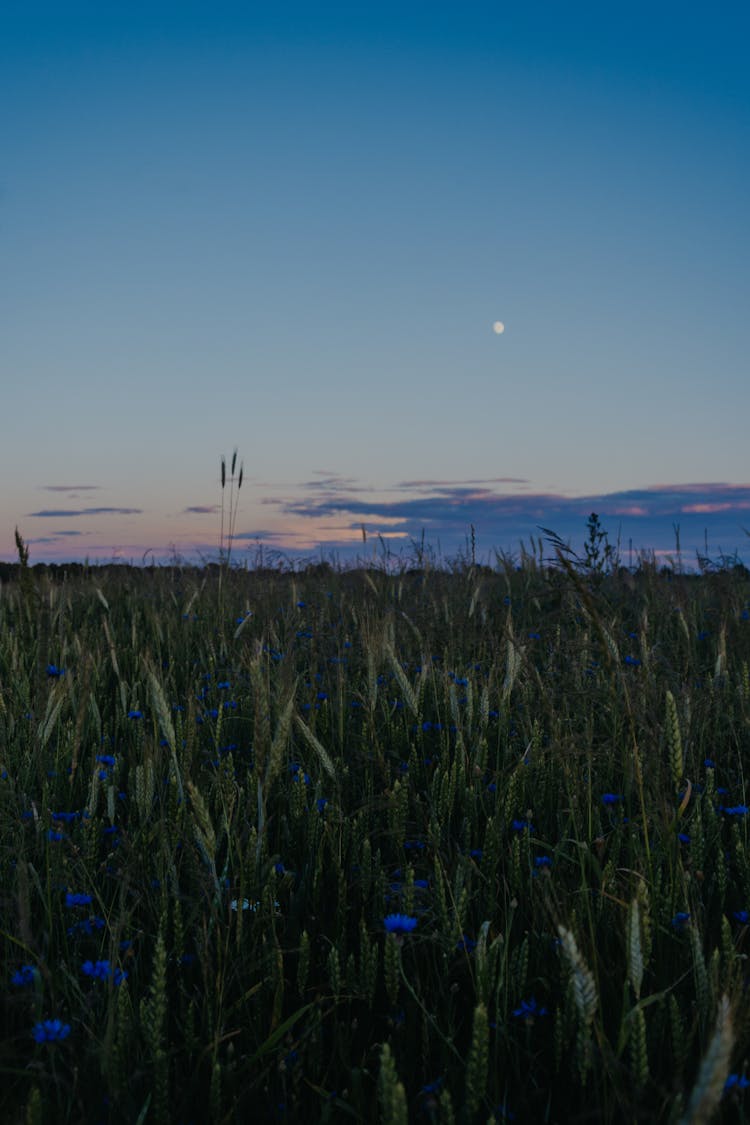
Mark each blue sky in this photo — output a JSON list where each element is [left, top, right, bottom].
[[2, 2, 748, 567]]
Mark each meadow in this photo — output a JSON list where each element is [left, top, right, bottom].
[[3, 545, 750, 1123]]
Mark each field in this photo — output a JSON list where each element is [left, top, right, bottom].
[[3, 552, 750, 1123]]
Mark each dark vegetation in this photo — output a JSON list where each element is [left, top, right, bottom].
[[2, 540, 750, 1123]]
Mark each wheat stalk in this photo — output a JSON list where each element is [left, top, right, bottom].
[[680, 994, 733, 1125], [627, 897, 644, 999], [558, 926, 598, 1026], [666, 690, 683, 790], [294, 714, 336, 782], [378, 1043, 408, 1125]]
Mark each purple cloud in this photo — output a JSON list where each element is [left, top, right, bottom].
[[232, 530, 278, 539], [41, 485, 100, 492], [398, 477, 529, 489], [302, 474, 368, 492], [259, 480, 750, 563], [27, 508, 143, 518]]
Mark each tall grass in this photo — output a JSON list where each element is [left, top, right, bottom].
[[2, 556, 750, 1122]]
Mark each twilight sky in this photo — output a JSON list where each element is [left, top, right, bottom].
[[2, 2, 749, 568]]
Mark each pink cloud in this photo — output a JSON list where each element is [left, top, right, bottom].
[[651, 482, 750, 495], [682, 502, 750, 514]]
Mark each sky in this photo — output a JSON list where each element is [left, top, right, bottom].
[[2, 1, 749, 569]]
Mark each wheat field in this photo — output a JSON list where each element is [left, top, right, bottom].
[[3, 553, 750, 1123]]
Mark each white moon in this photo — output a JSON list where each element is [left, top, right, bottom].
[[492, 321, 505, 334]]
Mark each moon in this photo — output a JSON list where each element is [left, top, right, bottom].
[[492, 321, 505, 335]]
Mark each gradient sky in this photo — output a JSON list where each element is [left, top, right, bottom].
[[2, 2, 749, 568]]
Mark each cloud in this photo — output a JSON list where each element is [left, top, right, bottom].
[[257, 479, 750, 561], [27, 508, 143, 518], [41, 485, 100, 492], [682, 502, 750, 514], [53, 530, 88, 537], [301, 474, 369, 493], [183, 505, 220, 514], [398, 477, 529, 490], [232, 530, 276, 540], [647, 482, 748, 495], [610, 506, 649, 517]]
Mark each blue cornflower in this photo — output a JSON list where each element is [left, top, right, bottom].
[[704, 758, 716, 769], [316, 797, 328, 813], [534, 855, 553, 869], [47, 829, 64, 842], [11, 964, 36, 987], [52, 811, 79, 823], [80, 959, 126, 984], [624, 655, 641, 666], [724, 805, 749, 817], [456, 934, 477, 953], [384, 913, 418, 934], [733, 911, 750, 924], [127, 710, 142, 720], [65, 892, 92, 908], [671, 912, 691, 929], [46, 664, 65, 677], [511, 818, 535, 834], [414, 878, 429, 889], [678, 833, 691, 844], [96, 754, 116, 767], [33, 1019, 70, 1043], [81, 959, 111, 981], [601, 793, 623, 806], [725, 1073, 750, 1091], [67, 915, 105, 938], [512, 996, 548, 1019]]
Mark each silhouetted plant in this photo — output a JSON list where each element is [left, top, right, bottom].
[[218, 448, 243, 567], [583, 512, 617, 576]]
